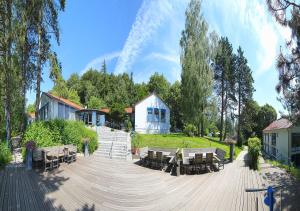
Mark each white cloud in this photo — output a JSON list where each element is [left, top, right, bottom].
[[114, 0, 173, 74], [204, 0, 291, 76], [145, 52, 180, 65], [80, 51, 120, 75]]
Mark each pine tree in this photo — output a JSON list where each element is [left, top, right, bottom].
[[213, 37, 234, 141], [234, 47, 254, 146]]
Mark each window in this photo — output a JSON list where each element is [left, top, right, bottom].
[[39, 103, 49, 120], [160, 109, 166, 123], [58, 103, 64, 119], [154, 108, 159, 122], [65, 105, 69, 119], [147, 107, 153, 122], [292, 133, 300, 152], [271, 133, 276, 146]]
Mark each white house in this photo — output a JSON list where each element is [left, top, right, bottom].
[[134, 93, 170, 134], [263, 118, 300, 165]]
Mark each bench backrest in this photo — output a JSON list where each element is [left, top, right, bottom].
[[33, 144, 77, 161], [216, 148, 226, 160]]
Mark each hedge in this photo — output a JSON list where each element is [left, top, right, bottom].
[[0, 142, 12, 168], [248, 137, 261, 170], [23, 120, 98, 154]]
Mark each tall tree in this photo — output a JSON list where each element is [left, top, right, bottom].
[[33, 0, 65, 120], [213, 37, 234, 141], [266, 1, 300, 121], [0, 0, 14, 144], [234, 47, 254, 146], [256, 104, 277, 139], [240, 100, 260, 140], [180, 0, 214, 137], [166, 81, 183, 131]]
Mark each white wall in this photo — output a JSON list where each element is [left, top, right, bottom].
[[134, 94, 170, 134], [263, 129, 289, 161], [40, 93, 78, 121]]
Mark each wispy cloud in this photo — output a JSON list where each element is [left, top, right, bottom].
[[145, 52, 180, 65], [204, 0, 291, 76], [80, 51, 120, 75], [114, 0, 173, 74]]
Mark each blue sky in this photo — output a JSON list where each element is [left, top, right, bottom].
[[27, 0, 291, 115]]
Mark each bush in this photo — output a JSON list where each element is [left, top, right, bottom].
[[0, 142, 12, 167], [183, 124, 198, 137], [124, 119, 132, 132], [23, 120, 98, 154], [248, 137, 261, 170]]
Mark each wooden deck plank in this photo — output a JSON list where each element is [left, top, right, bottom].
[[0, 148, 294, 210]]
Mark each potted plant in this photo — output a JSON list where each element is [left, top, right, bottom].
[[131, 132, 139, 155], [82, 138, 90, 157], [25, 140, 36, 170]]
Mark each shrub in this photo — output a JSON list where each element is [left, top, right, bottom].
[[23, 120, 98, 154], [0, 142, 12, 167], [183, 124, 198, 137], [124, 119, 132, 132], [248, 137, 261, 170]]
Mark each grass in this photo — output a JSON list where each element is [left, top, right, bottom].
[[266, 159, 300, 181], [133, 133, 243, 159]]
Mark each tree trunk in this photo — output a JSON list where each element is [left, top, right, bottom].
[[35, 22, 42, 120], [219, 76, 224, 141], [237, 82, 241, 146], [4, 0, 12, 146]]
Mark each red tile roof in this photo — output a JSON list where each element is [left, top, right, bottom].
[[27, 112, 35, 118], [44, 92, 83, 110], [263, 118, 293, 131], [125, 107, 133, 114]]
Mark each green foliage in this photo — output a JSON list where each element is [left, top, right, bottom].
[[180, 0, 215, 136], [183, 124, 198, 137], [266, 159, 300, 181], [266, 1, 300, 122], [87, 96, 106, 109], [256, 104, 277, 138], [23, 120, 98, 153], [26, 104, 35, 114], [124, 118, 132, 132], [147, 72, 170, 100], [0, 141, 12, 168], [248, 137, 261, 170], [166, 81, 184, 131], [110, 103, 126, 124]]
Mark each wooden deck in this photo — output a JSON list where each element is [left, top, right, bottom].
[[0, 150, 299, 211]]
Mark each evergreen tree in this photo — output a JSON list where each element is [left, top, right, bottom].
[[213, 37, 234, 141], [33, 0, 65, 120], [234, 47, 254, 146], [266, 1, 300, 121]]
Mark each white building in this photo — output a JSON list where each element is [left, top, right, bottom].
[[263, 118, 300, 165], [134, 93, 170, 134]]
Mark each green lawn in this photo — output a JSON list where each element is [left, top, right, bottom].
[[133, 133, 243, 159]]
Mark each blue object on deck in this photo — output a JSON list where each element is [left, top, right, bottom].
[[264, 186, 275, 211], [84, 142, 89, 157]]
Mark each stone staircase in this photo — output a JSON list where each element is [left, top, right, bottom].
[[94, 126, 132, 160]]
